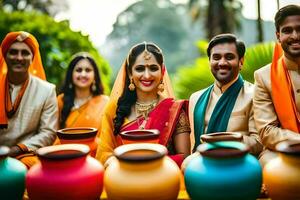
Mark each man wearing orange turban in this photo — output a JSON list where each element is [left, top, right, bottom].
[[0, 31, 58, 168], [253, 5, 300, 166]]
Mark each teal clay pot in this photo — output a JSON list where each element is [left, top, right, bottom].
[[0, 146, 27, 200], [185, 141, 262, 200]]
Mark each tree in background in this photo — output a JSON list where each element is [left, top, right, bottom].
[[256, 0, 264, 42], [102, 0, 198, 75], [0, 10, 111, 93], [0, 0, 67, 16], [188, 0, 242, 39], [173, 41, 274, 99]]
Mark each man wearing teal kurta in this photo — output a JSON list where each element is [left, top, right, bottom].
[[188, 34, 262, 156]]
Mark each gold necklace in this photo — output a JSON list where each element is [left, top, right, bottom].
[[135, 99, 158, 117], [73, 95, 92, 110], [135, 99, 158, 129]]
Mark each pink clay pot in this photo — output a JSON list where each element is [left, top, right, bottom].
[[26, 144, 104, 200]]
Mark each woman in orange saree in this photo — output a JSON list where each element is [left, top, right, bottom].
[[96, 42, 190, 167], [57, 52, 109, 134]]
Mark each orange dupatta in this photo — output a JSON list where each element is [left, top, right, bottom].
[[271, 43, 300, 132], [0, 31, 46, 128]]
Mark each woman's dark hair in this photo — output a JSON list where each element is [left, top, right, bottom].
[[113, 42, 164, 135], [207, 33, 246, 59], [275, 5, 300, 32], [59, 52, 104, 128]]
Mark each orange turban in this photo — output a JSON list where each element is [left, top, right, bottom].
[[0, 31, 46, 128]]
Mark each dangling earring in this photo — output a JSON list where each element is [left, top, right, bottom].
[[91, 80, 97, 92], [68, 83, 73, 89], [158, 80, 164, 92], [128, 78, 135, 91]]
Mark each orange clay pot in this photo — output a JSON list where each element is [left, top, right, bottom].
[[119, 129, 160, 144], [104, 143, 181, 200], [57, 127, 98, 157], [264, 140, 300, 200]]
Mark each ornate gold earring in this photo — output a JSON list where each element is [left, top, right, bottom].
[[128, 78, 135, 91], [157, 80, 164, 92], [91, 80, 97, 92]]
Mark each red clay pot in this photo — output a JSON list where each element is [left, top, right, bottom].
[[26, 144, 104, 200]]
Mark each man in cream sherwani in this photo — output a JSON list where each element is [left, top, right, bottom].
[[254, 5, 300, 166], [188, 33, 263, 158], [0, 31, 58, 168]]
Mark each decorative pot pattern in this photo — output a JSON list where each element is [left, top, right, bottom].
[[185, 141, 262, 200], [104, 143, 181, 200], [26, 144, 104, 200]]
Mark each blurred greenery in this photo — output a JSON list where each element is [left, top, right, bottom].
[[103, 0, 199, 76], [188, 0, 243, 39], [0, 0, 68, 16], [0, 10, 111, 93], [173, 41, 275, 99], [242, 42, 275, 82], [102, 0, 276, 84]]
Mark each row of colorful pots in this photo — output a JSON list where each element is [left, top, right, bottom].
[[56, 127, 161, 157], [1, 131, 300, 200]]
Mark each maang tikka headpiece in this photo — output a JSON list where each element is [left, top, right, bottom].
[[126, 41, 154, 66], [142, 41, 152, 60]]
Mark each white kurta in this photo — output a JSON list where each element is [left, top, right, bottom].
[[0, 75, 58, 151]]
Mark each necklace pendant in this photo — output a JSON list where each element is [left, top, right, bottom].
[[139, 120, 147, 130]]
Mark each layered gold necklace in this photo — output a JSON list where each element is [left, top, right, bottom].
[[135, 99, 158, 129]]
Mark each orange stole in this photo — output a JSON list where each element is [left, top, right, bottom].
[[271, 43, 300, 132], [5, 77, 29, 118], [15, 153, 39, 169]]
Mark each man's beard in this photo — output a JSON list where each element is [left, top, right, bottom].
[[282, 44, 300, 58]]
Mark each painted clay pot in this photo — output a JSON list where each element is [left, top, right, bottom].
[[201, 132, 243, 143], [26, 144, 104, 200], [264, 140, 300, 200], [57, 127, 98, 157], [185, 141, 262, 200], [0, 146, 27, 200], [119, 129, 160, 144], [104, 143, 181, 200]]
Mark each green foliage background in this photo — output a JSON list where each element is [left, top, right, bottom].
[[0, 10, 111, 93], [173, 41, 275, 99]]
